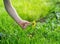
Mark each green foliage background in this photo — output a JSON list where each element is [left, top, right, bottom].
[[12, 0, 55, 21], [0, 0, 60, 44]]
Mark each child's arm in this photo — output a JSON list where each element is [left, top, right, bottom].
[[3, 0, 30, 29]]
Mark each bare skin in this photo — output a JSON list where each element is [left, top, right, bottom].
[[3, 0, 30, 29]]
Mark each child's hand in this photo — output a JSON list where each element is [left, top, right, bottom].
[[19, 20, 30, 29]]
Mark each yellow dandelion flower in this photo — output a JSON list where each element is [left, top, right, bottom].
[[32, 21, 36, 27]]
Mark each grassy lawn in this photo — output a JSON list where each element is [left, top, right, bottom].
[[0, 0, 60, 44]]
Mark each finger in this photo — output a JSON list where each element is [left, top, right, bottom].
[[23, 22, 30, 29]]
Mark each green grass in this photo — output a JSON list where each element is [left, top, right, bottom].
[[0, 0, 60, 44]]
